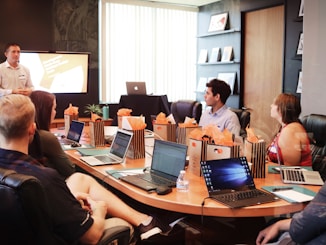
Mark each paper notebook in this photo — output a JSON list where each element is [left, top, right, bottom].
[[262, 186, 316, 203]]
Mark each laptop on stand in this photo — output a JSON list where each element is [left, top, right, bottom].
[[120, 140, 188, 191], [58, 120, 85, 145], [201, 157, 279, 208], [80, 129, 133, 166]]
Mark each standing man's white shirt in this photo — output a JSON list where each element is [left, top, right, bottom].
[[0, 43, 33, 97], [0, 60, 33, 96]]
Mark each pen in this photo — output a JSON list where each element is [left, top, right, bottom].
[[272, 187, 293, 192]]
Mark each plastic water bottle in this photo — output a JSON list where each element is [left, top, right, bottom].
[[176, 170, 189, 192]]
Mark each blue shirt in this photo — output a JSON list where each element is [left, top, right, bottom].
[[289, 181, 326, 244], [199, 105, 240, 136]]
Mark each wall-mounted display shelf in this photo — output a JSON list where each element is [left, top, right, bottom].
[[198, 60, 240, 65], [197, 28, 241, 38]]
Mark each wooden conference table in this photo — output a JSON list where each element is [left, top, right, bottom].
[[62, 128, 321, 218]]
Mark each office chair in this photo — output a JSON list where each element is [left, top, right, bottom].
[[0, 167, 130, 245], [229, 108, 251, 138], [170, 100, 202, 124], [301, 114, 326, 180]]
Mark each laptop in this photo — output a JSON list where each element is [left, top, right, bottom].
[[80, 129, 133, 166], [126, 81, 147, 95], [120, 140, 188, 191], [274, 144, 324, 185], [280, 167, 324, 185], [200, 157, 279, 208], [58, 120, 85, 145]]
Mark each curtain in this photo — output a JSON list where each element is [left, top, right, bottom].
[[99, 0, 198, 103]]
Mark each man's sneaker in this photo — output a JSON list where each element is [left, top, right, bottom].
[[139, 223, 185, 245], [138, 217, 171, 240]]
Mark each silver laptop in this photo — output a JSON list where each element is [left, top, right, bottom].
[[280, 167, 324, 185], [58, 120, 85, 145], [120, 140, 188, 191], [80, 129, 133, 166], [274, 144, 324, 185], [126, 81, 147, 95]]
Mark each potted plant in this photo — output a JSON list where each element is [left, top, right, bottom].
[[84, 104, 102, 121]]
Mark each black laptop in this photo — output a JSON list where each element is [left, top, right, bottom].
[[120, 139, 188, 191], [201, 157, 279, 208], [58, 120, 85, 145]]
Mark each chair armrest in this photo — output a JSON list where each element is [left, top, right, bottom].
[[97, 225, 130, 245]]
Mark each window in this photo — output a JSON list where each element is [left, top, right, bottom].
[[99, 0, 198, 103]]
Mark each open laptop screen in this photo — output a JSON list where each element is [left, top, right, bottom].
[[201, 157, 255, 192], [67, 120, 85, 142], [109, 130, 133, 158], [151, 140, 188, 178]]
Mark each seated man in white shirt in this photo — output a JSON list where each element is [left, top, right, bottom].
[[199, 78, 240, 136]]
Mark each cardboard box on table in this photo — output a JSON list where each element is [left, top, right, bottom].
[[188, 138, 240, 176], [153, 123, 176, 142], [244, 139, 266, 178]]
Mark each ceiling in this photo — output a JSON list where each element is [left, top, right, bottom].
[[142, 0, 219, 7]]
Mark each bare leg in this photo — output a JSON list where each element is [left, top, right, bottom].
[[66, 172, 150, 226]]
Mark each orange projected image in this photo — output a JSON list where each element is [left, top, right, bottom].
[[20, 51, 89, 93]]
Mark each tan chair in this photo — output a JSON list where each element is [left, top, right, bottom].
[[0, 167, 130, 245]]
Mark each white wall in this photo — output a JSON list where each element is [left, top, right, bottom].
[[301, 0, 326, 116]]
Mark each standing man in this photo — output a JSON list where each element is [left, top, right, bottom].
[[0, 43, 33, 97], [199, 78, 240, 136]]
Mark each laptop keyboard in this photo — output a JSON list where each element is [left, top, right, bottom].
[[282, 169, 305, 182], [140, 173, 176, 187], [217, 189, 268, 203], [95, 155, 118, 163]]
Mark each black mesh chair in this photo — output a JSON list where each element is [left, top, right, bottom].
[[301, 114, 326, 180], [229, 108, 251, 138], [0, 167, 130, 245], [170, 100, 202, 124]]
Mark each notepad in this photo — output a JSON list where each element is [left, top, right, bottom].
[[106, 168, 144, 179], [262, 185, 316, 203]]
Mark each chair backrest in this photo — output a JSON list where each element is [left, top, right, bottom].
[[0, 167, 64, 245], [229, 108, 251, 137], [301, 114, 326, 162], [0, 167, 131, 245], [171, 100, 202, 124]]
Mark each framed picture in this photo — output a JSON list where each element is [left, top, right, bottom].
[[296, 70, 302, 93], [296, 32, 303, 56], [217, 72, 236, 94], [298, 0, 304, 17], [208, 12, 228, 32], [221, 46, 234, 62], [196, 77, 207, 93]]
